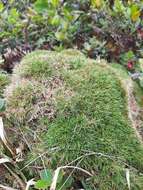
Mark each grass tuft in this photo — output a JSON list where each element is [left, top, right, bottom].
[[0, 72, 9, 98]]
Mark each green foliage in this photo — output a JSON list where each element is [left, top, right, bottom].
[[120, 51, 136, 65], [34, 0, 49, 12], [35, 169, 73, 190], [35, 179, 50, 189], [1, 0, 143, 66], [83, 37, 107, 58], [5, 50, 143, 189], [40, 169, 53, 181]]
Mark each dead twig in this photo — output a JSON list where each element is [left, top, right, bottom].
[[25, 178, 35, 190], [0, 184, 18, 190]]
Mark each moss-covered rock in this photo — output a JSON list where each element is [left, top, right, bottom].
[[4, 50, 143, 189]]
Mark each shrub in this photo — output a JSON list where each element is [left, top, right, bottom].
[[1, 0, 143, 67]]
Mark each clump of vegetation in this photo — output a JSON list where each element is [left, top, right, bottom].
[[0, 72, 9, 115], [0, 72, 9, 98], [0, 72, 9, 163], [4, 50, 143, 189]]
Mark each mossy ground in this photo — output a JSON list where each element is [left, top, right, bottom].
[[4, 50, 143, 189]]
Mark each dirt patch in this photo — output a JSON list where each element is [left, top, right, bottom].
[[125, 79, 143, 142]]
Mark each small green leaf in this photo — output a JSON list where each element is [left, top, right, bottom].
[[50, 0, 60, 8], [10, 8, 19, 18], [55, 31, 66, 41], [51, 15, 61, 26], [40, 169, 53, 182], [63, 8, 73, 21], [0, 3, 4, 12], [130, 4, 140, 22], [34, 169, 53, 189], [34, 0, 49, 12], [114, 0, 125, 13], [35, 179, 50, 189]]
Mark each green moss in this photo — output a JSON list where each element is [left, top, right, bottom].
[[61, 49, 85, 57], [6, 80, 42, 121], [5, 50, 143, 189], [14, 50, 86, 79], [14, 51, 56, 78], [111, 63, 129, 79]]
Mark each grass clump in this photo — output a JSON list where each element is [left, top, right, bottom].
[[5, 50, 143, 189], [0, 72, 9, 98]]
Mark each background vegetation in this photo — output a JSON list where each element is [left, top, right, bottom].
[[1, 0, 143, 70]]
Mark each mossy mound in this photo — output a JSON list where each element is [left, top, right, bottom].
[[5, 50, 143, 189]]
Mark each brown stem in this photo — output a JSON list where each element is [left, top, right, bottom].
[[4, 164, 26, 190]]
